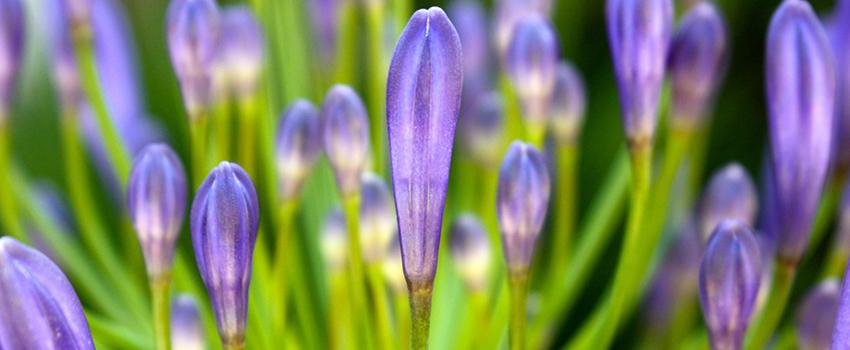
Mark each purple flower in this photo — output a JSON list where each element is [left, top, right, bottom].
[[218, 6, 263, 99], [460, 92, 505, 167], [172, 294, 206, 350], [698, 163, 758, 242], [667, 2, 727, 128], [167, 0, 221, 116], [796, 280, 839, 350], [699, 220, 762, 350], [0, 0, 23, 114], [321, 207, 348, 272], [360, 173, 396, 263], [506, 14, 559, 126], [128, 143, 188, 278], [606, 0, 673, 148], [386, 7, 463, 287], [549, 61, 586, 146], [0, 237, 94, 349], [766, 0, 835, 263], [829, 0, 850, 172], [190, 161, 260, 347], [497, 141, 551, 273], [450, 214, 492, 292], [321, 85, 370, 198], [275, 99, 322, 201]]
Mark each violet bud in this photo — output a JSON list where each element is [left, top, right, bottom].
[[321, 207, 348, 272], [497, 141, 551, 273], [668, 2, 728, 128], [276, 100, 322, 201], [494, 0, 551, 57], [387, 7, 462, 287], [167, 0, 221, 117], [699, 220, 762, 350], [461, 92, 505, 167], [549, 61, 586, 146], [795, 280, 839, 350], [831, 261, 850, 346], [0, 0, 23, 114], [308, 0, 338, 66], [218, 6, 263, 100], [449, 0, 489, 82], [644, 219, 701, 329], [698, 163, 758, 242], [506, 14, 559, 126], [190, 161, 260, 348], [0, 237, 94, 349], [606, 0, 673, 148], [830, 1, 850, 172], [450, 214, 492, 292], [172, 294, 206, 350], [128, 143, 188, 278], [766, 0, 835, 263], [360, 173, 396, 263], [321, 85, 370, 198]]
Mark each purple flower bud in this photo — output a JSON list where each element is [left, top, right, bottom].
[[167, 0, 221, 116], [460, 92, 505, 167], [494, 0, 551, 57], [698, 163, 758, 242], [128, 143, 188, 278], [0, 0, 23, 114], [644, 219, 701, 329], [308, 0, 337, 66], [172, 294, 206, 350], [449, 0, 489, 82], [276, 100, 322, 201], [0, 237, 94, 349], [387, 7, 463, 287], [360, 173, 396, 263], [766, 0, 835, 263], [829, 1, 850, 171], [450, 214, 492, 291], [506, 14, 559, 125], [190, 161, 260, 347], [699, 220, 762, 350], [321, 85, 370, 198], [796, 280, 839, 350], [549, 61, 586, 146], [218, 6, 263, 99], [321, 207, 347, 272], [497, 141, 551, 272], [831, 262, 850, 345], [606, 0, 673, 147]]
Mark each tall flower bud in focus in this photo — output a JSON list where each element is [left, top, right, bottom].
[[0, 0, 23, 116], [460, 92, 505, 167], [698, 163, 758, 242], [450, 214, 492, 292], [360, 173, 396, 263], [699, 220, 762, 350], [167, 0, 221, 117], [795, 280, 839, 350], [172, 294, 206, 350], [190, 162, 260, 348], [276, 100, 322, 201], [321, 85, 370, 198], [766, 0, 835, 264], [549, 61, 586, 146], [218, 6, 263, 100]]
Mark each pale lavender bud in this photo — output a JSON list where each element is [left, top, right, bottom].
[[171, 294, 205, 350], [167, 0, 221, 117], [449, 0, 489, 82], [829, 1, 850, 171], [308, 0, 338, 66], [190, 161, 260, 347], [0, 0, 23, 114], [766, 0, 835, 263], [494, 0, 551, 57], [321, 207, 347, 272], [497, 141, 551, 273], [450, 214, 491, 292], [606, 0, 673, 148], [698, 163, 758, 242], [321, 85, 370, 198], [506, 14, 559, 126], [644, 219, 701, 328], [276, 100, 322, 201], [831, 261, 850, 346], [699, 220, 762, 350], [796, 280, 839, 350], [386, 7, 463, 287], [218, 6, 263, 99], [460, 92, 505, 167], [0, 237, 94, 349], [549, 61, 586, 146], [360, 173, 396, 263]]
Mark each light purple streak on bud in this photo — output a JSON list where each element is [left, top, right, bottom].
[[506, 14, 559, 124], [321, 207, 347, 272], [321, 84, 370, 198], [172, 294, 205, 350], [549, 61, 586, 146], [308, 0, 338, 66], [386, 7, 463, 286], [0, 0, 23, 114], [0, 237, 94, 349], [766, 0, 835, 263], [219, 6, 263, 99], [276, 100, 322, 201], [830, 1, 850, 171], [796, 280, 839, 350], [360, 173, 396, 263], [698, 163, 758, 242], [461, 92, 505, 167], [494, 0, 551, 57], [667, 2, 727, 128], [450, 214, 491, 292], [167, 0, 221, 117], [190, 161, 259, 347], [699, 220, 762, 350], [606, 0, 673, 147], [128, 143, 187, 278], [449, 0, 489, 82], [497, 141, 551, 272]]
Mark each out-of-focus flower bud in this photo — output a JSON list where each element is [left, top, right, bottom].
[[360, 173, 396, 263], [795, 280, 839, 350], [449, 0, 489, 83], [698, 163, 758, 242], [167, 0, 221, 117], [549, 61, 586, 146], [506, 14, 559, 128], [382, 236, 407, 294], [275, 100, 322, 201], [828, 1, 850, 172], [321, 207, 348, 273], [218, 6, 263, 100], [321, 85, 370, 198], [460, 92, 505, 167], [0, 0, 23, 115], [494, 0, 551, 57], [644, 219, 701, 329], [450, 214, 492, 292], [171, 294, 206, 350], [308, 0, 338, 66]]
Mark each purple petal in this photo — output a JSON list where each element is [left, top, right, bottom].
[[549, 61, 586, 145], [275, 99, 322, 201], [321, 85, 370, 198], [796, 280, 839, 350], [506, 14, 559, 123], [167, 0, 221, 116]]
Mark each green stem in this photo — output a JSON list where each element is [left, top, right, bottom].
[[328, 272, 350, 350], [213, 100, 231, 162], [366, 3, 387, 175], [190, 115, 210, 189], [151, 274, 172, 350], [824, 247, 849, 279], [335, 0, 358, 85], [549, 145, 577, 279], [410, 283, 434, 350], [271, 200, 296, 337], [343, 195, 372, 348], [368, 264, 394, 350], [0, 120, 23, 239], [238, 97, 258, 176], [394, 292, 411, 349], [456, 291, 487, 350], [508, 271, 529, 350], [87, 313, 151, 349], [745, 260, 796, 350]]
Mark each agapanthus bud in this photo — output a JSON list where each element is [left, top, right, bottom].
[[829, 1, 850, 171], [276, 100, 322, 201], [831, 261, 850, 345], [387, 7, 463, 287], [308, 0, 337, 66], [796, 280, 839, 350], [449, 0, 489, 82], [494, 0, 551, 57], [699, 220, 762, 350], [461, 92, 505, 167], [0, 237, 94, 349], [644, 219, 701, 329], [0, 0, 23, 114], [167, 0, 221, 116], [190, 161, 260, 347], [698, 163, 758, 242], [172, 294, 206, 350], [321, 85, 370, 198], [497, 141, 551, 273], [218, 6, 263, 99], [506, 14, 559, 126], [360, 173, 396, 263], [321, 207, 348, 272], [668, 2, 727, 128], [549, 61, 586, 146], [766, 0, 835, 263], [606, 0, 673, 148], [450, 214, 492, 291]]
